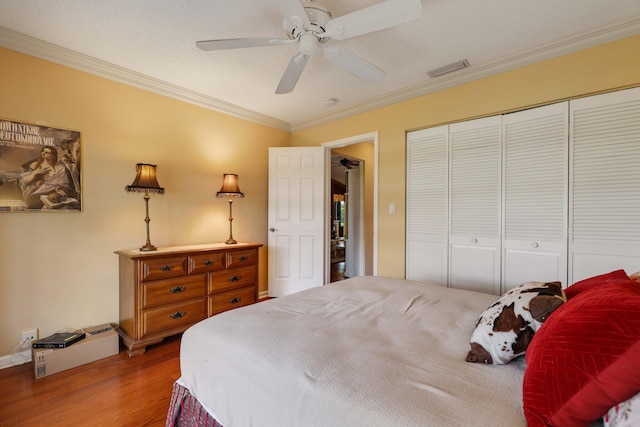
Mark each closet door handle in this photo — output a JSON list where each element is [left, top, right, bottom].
[[470, 238, 478, 244], [530, 242, 539, 248]]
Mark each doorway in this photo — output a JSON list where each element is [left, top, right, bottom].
[[330, 154, 360, 282], [321, 131, 378, 283], [326, 137, 375, 282], [267, 133, 377, 295]]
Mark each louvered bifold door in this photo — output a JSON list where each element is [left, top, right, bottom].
[[449, 116, 502, 295], [569, 87, 640, 283], [406, 125, 449, 285], [502, 102, 569, 292]]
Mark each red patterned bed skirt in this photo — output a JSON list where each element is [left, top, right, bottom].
[[166, 382, 224, 427]]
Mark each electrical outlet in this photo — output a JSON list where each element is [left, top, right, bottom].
[[21, 329, 38, 349]]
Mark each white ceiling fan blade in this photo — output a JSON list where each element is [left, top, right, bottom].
[[275, 53, 310, 94], [196, 38, 292, 51], [275, 0, 310, 31], [323, 46, 386, 84], [324, 0, 422, 40]]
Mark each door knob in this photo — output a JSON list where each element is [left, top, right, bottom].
[[269, 227, 277, 232]]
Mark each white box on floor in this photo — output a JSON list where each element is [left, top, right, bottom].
[[32, 324, 119, 379]]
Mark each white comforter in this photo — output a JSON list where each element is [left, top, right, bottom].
[[179, 276, 527, 427]]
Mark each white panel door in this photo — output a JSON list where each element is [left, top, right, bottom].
[[569, 87, 640, 283], [268, 147, 325, 297], [502, 102, 569, 291], [345, 168, 364, 278], [406, 125, 448, 285], [449, 116, 502, 295]]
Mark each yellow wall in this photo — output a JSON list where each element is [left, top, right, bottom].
[[2, 34, 640, 358], [291, 35, 640, 279], [0, 47, 289, 357]]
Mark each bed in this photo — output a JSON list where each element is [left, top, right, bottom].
[[167, 272, 640, 427]]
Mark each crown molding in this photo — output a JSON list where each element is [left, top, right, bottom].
[[2, 15, 639, 134], [291, 15, 640, 131], [0, 26, 291, 132]]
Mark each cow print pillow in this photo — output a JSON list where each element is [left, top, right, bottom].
[[466, 281, 566, 364]]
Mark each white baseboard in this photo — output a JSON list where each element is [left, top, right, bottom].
[[0, 350, 32, 370]]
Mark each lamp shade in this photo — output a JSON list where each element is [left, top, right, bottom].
[[125, 163, 165, 194], [216, 173, 244, 198]]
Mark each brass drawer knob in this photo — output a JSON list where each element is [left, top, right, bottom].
[[228, 297, 241, 304], [169, 286, 186, 294], [169, 311, 186, 319], [203, 260, 214, 266], [160, 265, 175, 272], [239, 256, 248, 261], [228, 275, 241, 282]]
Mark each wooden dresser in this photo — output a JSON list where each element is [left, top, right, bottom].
[[115, 243, 262, 356]]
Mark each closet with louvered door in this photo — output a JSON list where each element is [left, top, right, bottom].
[[502, 102, 569, 292], [569, 87, 640, 283], [405, 87, 640, 295], [448, 116, 502, 295], [405, 124, 449, 285]]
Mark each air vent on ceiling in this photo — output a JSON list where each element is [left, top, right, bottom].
[[426, 59, 470, 78]]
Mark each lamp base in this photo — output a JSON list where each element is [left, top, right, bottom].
[[224, 238, 237, 245], [139, 242, 157, 251]]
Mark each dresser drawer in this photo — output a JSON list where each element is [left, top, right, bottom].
[[188, 252, 226, 274], [142, 299, 207, 337], [142, 274, 206, 309], [209, 265, 256, 293], [209, 286, 256, 316], [226, 249, 258, 268], [140, 256, 187, 281]]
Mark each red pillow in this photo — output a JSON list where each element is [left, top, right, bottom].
[[552, 339, 640, 426], [564, 269, 632, 299], [523, 281, 640, 427]]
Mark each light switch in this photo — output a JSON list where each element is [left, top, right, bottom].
[[388, 202, 396, 215]]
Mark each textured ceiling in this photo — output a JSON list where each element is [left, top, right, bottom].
[[1, 0, 639, 131]]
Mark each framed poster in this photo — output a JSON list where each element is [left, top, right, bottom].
[[0, 119, 81, 212]]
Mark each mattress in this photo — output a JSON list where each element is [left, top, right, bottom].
[[176, 276, 527, 426]]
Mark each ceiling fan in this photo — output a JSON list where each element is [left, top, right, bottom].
[[196, 0, 422, 94], [332, 157, 359, 169]]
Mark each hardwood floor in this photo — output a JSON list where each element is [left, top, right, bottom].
[[0, 286, 358, 426], [0, 335, 181, 426], [330, 260, 347, 282]]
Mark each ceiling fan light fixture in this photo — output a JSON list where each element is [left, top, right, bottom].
[[299, 33, 320, 55], [197, 0, 423, 94], [426, 59, 470, 78]]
